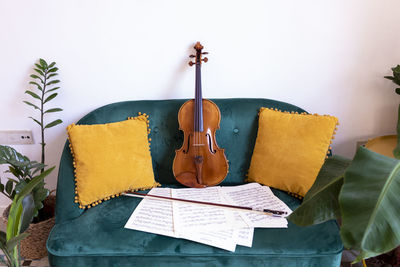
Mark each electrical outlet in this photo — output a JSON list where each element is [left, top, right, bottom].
[[0, 130, 34, 145]]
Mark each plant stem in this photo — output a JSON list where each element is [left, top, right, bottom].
[[1, 245, 13, 267], [40, 69, 47, 173], [12, 245, 19, 267]]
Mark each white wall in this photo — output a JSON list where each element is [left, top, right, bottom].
[[1, 0, 400, 207]]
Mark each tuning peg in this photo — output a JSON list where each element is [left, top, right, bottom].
[[202, 57, 208, 63], [189, 55, 195, 58], [188, 61, 195, 66], [202, 52, 209, 55]]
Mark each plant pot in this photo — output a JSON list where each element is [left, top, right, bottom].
[[365, 135, 397, 158], [2, 194, 56, 259]]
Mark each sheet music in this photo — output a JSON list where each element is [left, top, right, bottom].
[[219, 183, 291, 228], [124, 187, 175, 237], [125, 183, 291, 252], [171, 187, 235, 232], [125, 187, 238, 251]]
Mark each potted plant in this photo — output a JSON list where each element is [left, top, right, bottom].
[[0, 151, 54, 267], [0, 145, 49, 218], [0, 145, 56, 260], [288, 146, 400, 265], [7, 58, 62, 259]]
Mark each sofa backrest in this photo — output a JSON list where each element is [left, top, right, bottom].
[[55, 98, 306, 223]]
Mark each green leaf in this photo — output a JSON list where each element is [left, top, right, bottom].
[[0, 184, 4, 192], [8, 166, 22, 179], [0, 231, 6, 244], [39, 58, 47, 68], [19, 194, 35, 233], [6, 167, 54, 242], [44, 108, 62, 114], [34, 68, 44, 76], [35, 63, 44, 71], [384, 75, 394, 80], [0, 145, 30, 166], [28, 116, 42, 126], [44, 119, 62, 129], [45, 87, 60, 94], [47, 67, 58, 73], [25, 90, 41, 100], [30, 74, 44, 84], [5, 180, 13, 195], [396, 88, 400, 95], [339, 146, 400, 262], [14, 180, 27, 195], [23, 101, 40, 111], [29, 81, 43, 91], [48, 62, 56, 68], [287, 155, 351, 226], [46, 73, 58, 79], [6, 232, 28, 251], [46, 80, 60, 86], [43, 93, 57, 104]]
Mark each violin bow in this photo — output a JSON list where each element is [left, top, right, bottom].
[[123, 191, 288, 217]]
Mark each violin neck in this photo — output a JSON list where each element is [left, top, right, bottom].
[[194, 61, 203, 132]]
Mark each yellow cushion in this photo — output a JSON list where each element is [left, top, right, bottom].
[[67, 114, 159, 209], [247, 108, 338, 197]]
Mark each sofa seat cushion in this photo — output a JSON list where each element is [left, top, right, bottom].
[[47, 189, 342, 263]]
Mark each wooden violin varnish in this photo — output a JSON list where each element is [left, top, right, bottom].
[[173, 42, 229, 188]]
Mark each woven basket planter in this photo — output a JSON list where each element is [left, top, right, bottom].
[[2, 194, 56, 259]]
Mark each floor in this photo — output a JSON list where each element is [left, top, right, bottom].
[[0, 256, 49, 267]]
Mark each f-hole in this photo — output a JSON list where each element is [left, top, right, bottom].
[[183, 135, 191, 154], [206, 133, 216, 154]]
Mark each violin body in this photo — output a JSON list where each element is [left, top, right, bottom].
[[173, 99, 228, 188], [172, 42, 229, 188]]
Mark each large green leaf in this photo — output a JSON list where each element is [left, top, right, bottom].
[[19, 194, 35, 233], [0, 145, 30, 166], [5, 233, 28, 251], [287, 155, 351, 226], [339, 146, 400, 261], [6, 167, 54, 241]]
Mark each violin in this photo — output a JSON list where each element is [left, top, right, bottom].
[[172, 42, 229, 188]]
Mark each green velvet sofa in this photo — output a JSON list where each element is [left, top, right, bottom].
[[47, 98, 343, 267]]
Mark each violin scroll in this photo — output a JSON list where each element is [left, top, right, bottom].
[[188, 42, 209, 66]]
